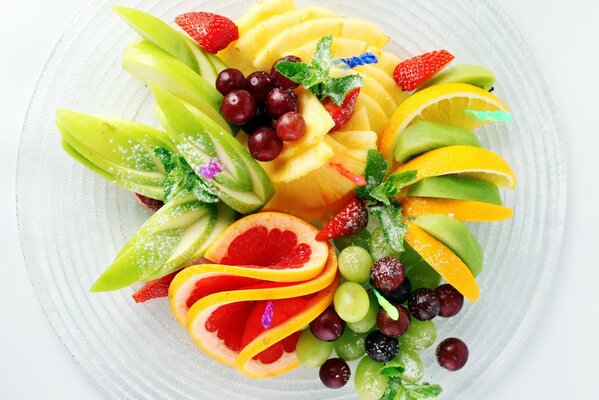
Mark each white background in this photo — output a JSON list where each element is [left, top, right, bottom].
[[1, 0, 597, 398]]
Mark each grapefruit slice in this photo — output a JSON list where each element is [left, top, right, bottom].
[[169, 247, 338, 326], [204, 212, 330, 282]]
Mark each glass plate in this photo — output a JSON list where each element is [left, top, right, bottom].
[[16, 0, 566, 398]]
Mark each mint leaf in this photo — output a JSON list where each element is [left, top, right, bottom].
[[311, 35, 334, 75], [357, 150, 388, 199], [380, 377, 403, 400], [320, 74, 364, 105], [155, 147, 178, 173], [402, 383, 442, 399], [274, 61, 311, 84], [370, 170, 417, 205], [379, 360, 405, 378], [369, 203, 407, 252]]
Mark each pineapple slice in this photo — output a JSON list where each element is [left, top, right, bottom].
[[377, 51, 402, 75], [265, 130, 377, 213], [356, 63, 409, 106], [342, 106, 370, 131], [356, 93, 389, 135], [361, 73, 397, 117], [260, 141, 334, 183], [219, 0, 295, 72], [289, 37, 375, 61], [253, 17, 388, 71]]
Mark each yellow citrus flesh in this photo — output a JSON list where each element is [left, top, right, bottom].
[[404, 221, 480, 302], [379, 83, 509, 164], [400, 197, 514, 222], [394, 145, 517, 189]]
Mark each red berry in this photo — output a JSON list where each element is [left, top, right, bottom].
[[393, 50, 455, 91], [175, 12, 239, 54], [271, 55, 302, 89], [266, 87, 298, 119], [435, 284, 464, 318], [371, 257, 406, 292], [221, 90, 256, 125], [319, 358, 351, 389], [246, 71, 274, 102], [316, 197, 368, 241], [248, 126, 283, 161], [376, 304, 411, 338], [134, 193, 163, 212], [408, 288, 441, 321], [436, 338, 469, 371], [132, 272, 178, 303], [310, 307, 345, 342], [276, 112, 306, 141], [216, 68, 246, 96], [322, 88, 361, 132]]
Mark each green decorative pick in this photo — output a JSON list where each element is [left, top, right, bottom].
[[373, 289, 399, 321], [464, 110, 513, 122]]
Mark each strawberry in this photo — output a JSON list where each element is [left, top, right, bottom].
[[316, 197, 368, 241], [323, 88, 361, 132], [393, 50, 455, 91], [175, 12, 239, 54], [132, 272, 177, 303]]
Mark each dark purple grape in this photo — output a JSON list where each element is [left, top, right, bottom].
[[276, 112, 306, 142], [241, 103, 271, 134], [381, 277, 412, 304], [310, 307, 345, 342], [371, 257, 406, 292], [436, 337, 469, 371], [266, 88, 298, 119], [408, 288, 441, 321], [216, 68, 246, 96], [271, 55, 302, 89], [319, 358, 351, 389], [376, 305, 411, 338], [248, 126, 283, 161], [221, 90, 256, 125], [365, 330, 399, 362], [435, 284, 464, 318], [246, 71, 274, 102]]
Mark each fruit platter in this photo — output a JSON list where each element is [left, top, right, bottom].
[[17, 0, 566, 399]]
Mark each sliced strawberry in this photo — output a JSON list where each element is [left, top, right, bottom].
[[134, 193, 164, 212], [323, 88, 360, 132], [175, 12, 239, 54], [132, 272, 178, 303], [393, 50, 455, 91], [316, 197, 368, 241]]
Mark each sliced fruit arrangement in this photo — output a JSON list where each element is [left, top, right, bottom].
[[55, 1, 520, 399]]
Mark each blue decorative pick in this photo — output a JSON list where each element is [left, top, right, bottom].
[[334, 52, 379, 70]]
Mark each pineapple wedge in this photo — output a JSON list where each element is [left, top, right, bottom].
[[355, 63, 409, 106], [342, 107, 370, 131], [289, 37, 375, 61], [356, 93, 389, 135]]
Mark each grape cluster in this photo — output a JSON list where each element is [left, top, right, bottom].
[[217, 56, 307, 162]]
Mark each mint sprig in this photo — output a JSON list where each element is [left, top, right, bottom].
[[379, 361, 442, 400], [155, 147, 218, 203], [369, 202, 407, 253], [357, 149, 388, 199], [275, 35, 364, 105], [370, 170, 417, 205]]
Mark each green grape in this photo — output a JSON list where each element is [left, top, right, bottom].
[[354, 356, 389, 400], [334, 229, 371, 251], [347, 291, 379, 333], [395, 349, 424, 383], [369, 227, 401, 262], [296, 329, 335, 367], [402, 243, 442, 289], [335, 329, 367, 361], [399, 319, 437, 350], [338, 246, 374, 283], [334, 282, 370, 323]]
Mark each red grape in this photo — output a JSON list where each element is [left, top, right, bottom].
[[310, 307, 345, 342], [371, 257, 406, 292], [215, 68, 246, 96], [248, 126, 283, 161], [380, 277, 412, 304], [276, 112, 306, 141], [376, 304, 411, 338], [266, 88, 298, 119], [271, 55, 302, 89], [221, 90, 256, 125], [408, 288, 441, 321], [241, 103, 271, 134], [246, 71, 274, 102], [436, 337, 469, 371], [435, 284, 464, 318], [319, 358, 351, 389]]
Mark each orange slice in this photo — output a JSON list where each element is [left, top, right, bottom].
[[400, 197, 514, 222], [169, 247, 338, 327], [379, 83, 509, 165], [394, 145, 517, 189], [204, 212, 329, 282], [404, 221, 480, 302]]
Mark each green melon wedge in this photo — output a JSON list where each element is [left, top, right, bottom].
[[113, 6, 200, 73], [407, 175, 502, 205], [56, 109, 175, 200], [91, 194, 235, 292], [151, 84, 274, 214], [418, 64, 496, 91], [394, 120, 481, 163], [413, 215, 484, 277]]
